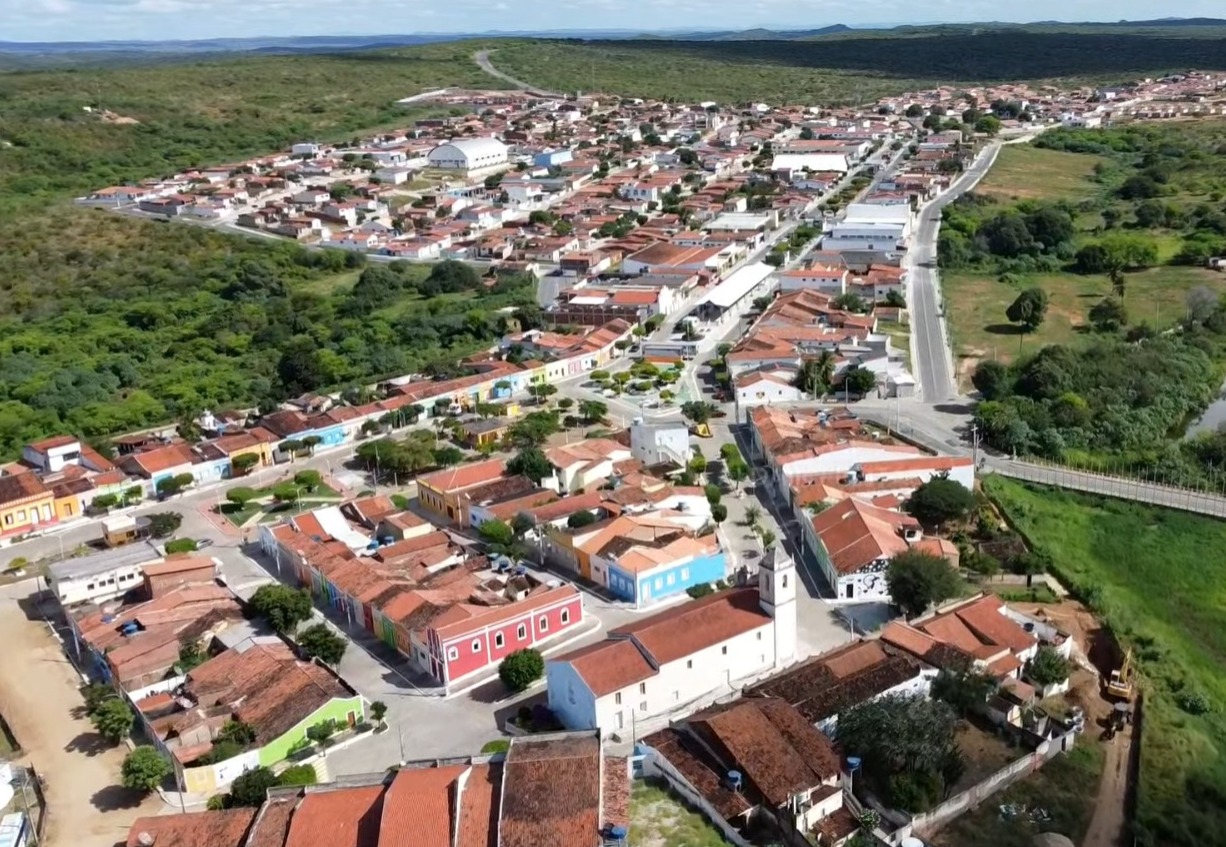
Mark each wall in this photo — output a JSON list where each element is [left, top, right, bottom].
[[50, 564, 146, 606], [0, 497, 56, 539], [641, 751, 753, 847], [440, 592, 583, 686], [833, 563, 891, 603], [179, 748, 261, 795], [634, 550, 728, 608], [258, 695, 365, 766], [546, 661, 599, 730]]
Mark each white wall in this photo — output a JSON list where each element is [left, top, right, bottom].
[[51, 564, 147, 606], [782, 446, 916, 479], [735, 379, 803, 409]]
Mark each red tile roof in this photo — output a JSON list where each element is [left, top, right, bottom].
[[284, 784, 386, 847], [501, 735, 602, 847], [610, 587, 771, 666], [555, 639, 656, 697], [418, 459, 507, 495], [126, 809, 256, 847], [379, 764, 468, 847], [456, 763, 501, 847]]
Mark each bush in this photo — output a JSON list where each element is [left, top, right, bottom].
[[297, 623, 347, 665], [1177, 689, 1212, 715], [89, 697, 134, 743], [121, 747, 171, 793], [686, 583, 715, 599], [1026, 645, 1071, 687], [164, 538, 198, 554], [249, 584, 314, 633], [278, 764, 318, 786], [228, 766, 279, 807], [499, 648, 545, 692]]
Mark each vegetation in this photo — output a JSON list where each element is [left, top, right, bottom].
[[1026, 645, 1071, 687], [278, 764, 319, 787], [146, 511, 183, 538], [984, 476, 1226, 845], [248, 584, 314, 634], [905, 477, 975, 529], [836, 694, 964, 813], [227, 766, 280, 808], [886, 549, 962, 618], [89, 697, 134, 743], [297, 623, 347, 665], [499, 648, 545, 692], [120, 747, 171, 793], [493, 32, 1226, 106], [164, 538, 198, 554], [630, 779, 731, 847], [369, 701, 388, 727]]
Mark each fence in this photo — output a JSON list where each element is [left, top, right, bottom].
[[994, 460, 1226, 519], [910, 731, 1076, 836]]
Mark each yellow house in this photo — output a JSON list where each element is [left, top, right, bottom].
[[207, 432, 274, 474], [0, 472, 57, 540]]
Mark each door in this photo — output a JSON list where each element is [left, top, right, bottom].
[[844, 583, 855, 599]]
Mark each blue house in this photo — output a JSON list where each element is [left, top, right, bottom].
[[603, 538, 727, 609]]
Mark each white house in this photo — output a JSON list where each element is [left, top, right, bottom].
[[46, 541, 165, 607], [427, 138, 509, 171], [546, 545, 797, 734], [776, 264, 848, 295], [629, 420, 692, 467]]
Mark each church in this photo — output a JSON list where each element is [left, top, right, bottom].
[[546, 545, 798, 736]]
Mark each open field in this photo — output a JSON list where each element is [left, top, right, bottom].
[[631, 780, 730, 847], [984, 476, 1226, 846], [943, 265, 1226, 385], [976, 146, 1105, 203]]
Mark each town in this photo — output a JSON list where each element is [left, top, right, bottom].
[[0, 63, 1222, 847]]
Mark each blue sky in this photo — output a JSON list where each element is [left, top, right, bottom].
[[7, 0, 1226, 42]]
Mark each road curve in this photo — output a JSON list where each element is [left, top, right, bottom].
[[473, 50, 562, 97]]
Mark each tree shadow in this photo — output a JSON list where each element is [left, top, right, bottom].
[[64, 731, 118, 758], [984, 323, 1028, 336], [90, 784, 146, 812], [932, 402, 976, 416]]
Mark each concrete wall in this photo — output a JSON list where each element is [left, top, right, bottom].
[[641, 750, 753, 847]]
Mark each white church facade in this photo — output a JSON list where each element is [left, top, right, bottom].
[[545, 545, 798, 736]]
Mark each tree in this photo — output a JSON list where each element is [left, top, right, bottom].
[[681, 401, 715, 425], [905, 104, 924, 118], [795, 351, 837, 397], [841, 366, 878, 397], [216, 720, 257, 747], [704, 483, 722, 506], [146, 511, 183, 538], [278, 764, 318, 786], [511, 513, 537, 538], [711, 503, 728, 524], [91, 493, 119, 511], [1026, 645, 1071, 687], [745, 504, 761, 528], [905, 477, 974, 528], [1089, 297, 1128, 332], [1006, 287, 1049, 332], [479, 519, 520, 556], [499, 648, 545, 692], [294, 469, 323, 492], [271, 482, 301, 503], [229, 766, 279, 807], [369, 700, 388, 727], [178, 638, 206, 671], [231, 453, 260, 475], [579, 399, 608, 423], [758, 528, 776, 548], [507, 447, 555, 484], [249, 584, 314, 633], [886, 549, 961, 618], [971, 360, 1011, 401], [727, 461, 749, 490], [306, 719, 338, 747], [298, 623, 347, 665], [567, 510, 598, 529], [832, 292, 868, 313], [165, 538, 198, 554], [974, 115, 1002, 135], [227, 486, 258, 508], [121, 747, 170, 793], [82, 683, 115, 712], [507, 410, 561, 447], [930, 666, 998, 717], [90, 697, 134, 743]]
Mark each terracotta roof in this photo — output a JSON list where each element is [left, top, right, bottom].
[[811, 498, 919, 575], [501, 734, 603, 847], [28, 435, 79, 452], [602, 757, 631, 829], [246, 795, 297, 847], [688, 697, 840, 808], [456, 763, 501, 847], [640, 728, 755, 820], [609, 588, 771, 667], [143, 556, 215, 577], [284, 783, 386, 847], [0, 472, 50, 504], [125, 443, 198, 476], [379, 764, 468, 847], [555, 639, 656, 697], [126, 809, 255, 847], [417, 459, 507, 494]]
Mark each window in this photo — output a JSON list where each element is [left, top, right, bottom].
[[15, 510, 24, 522], [639, 701, 647, 713], [561, 609, 570, 625], [666, 573, 675, 586], [639, 682, 647, 695], [539, 616, 549, 633], [681, 568, 689, 580], [447, 646, 459, 661], [673, 690, 680, 702], [782, 574, 789, 589], [472, 639, 482, 654], [517, 624, 527, 640], [757, 632, 763, 641], [654, 577, 663, 590], [2, 515, 9, 526], [615, 692, 622, 705], [687, 660, 693, 669], [721, 646, 728, 655], [494, 633, 505, 648], [86, 583, 95, 591]]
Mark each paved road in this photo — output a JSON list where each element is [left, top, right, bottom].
[[472, 50, 560, 97], [907, 141, 1002, 404]]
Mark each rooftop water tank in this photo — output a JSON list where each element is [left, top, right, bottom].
[[727, 770, 743, 792]]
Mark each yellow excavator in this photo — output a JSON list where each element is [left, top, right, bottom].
[[1106, 647, 1134, 701]]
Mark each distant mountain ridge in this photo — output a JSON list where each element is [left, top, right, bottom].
[[2, 17, 1224, 57]]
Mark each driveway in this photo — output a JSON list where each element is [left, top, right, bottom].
[[0, 582, 161, 847]]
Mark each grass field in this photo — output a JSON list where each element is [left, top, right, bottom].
[[631, 780, 730, 847], [983, 476, 1226, 846], [976, 146, 1105, 203], [942, 265, 1226, 384]]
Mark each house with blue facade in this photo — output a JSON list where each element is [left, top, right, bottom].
[[578, 514, 727, 608]]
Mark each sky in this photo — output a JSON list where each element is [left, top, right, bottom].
[[6, 0, 1226, 43]]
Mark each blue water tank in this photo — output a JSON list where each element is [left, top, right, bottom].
[[120, 622, 139, 636], [727, 770, 743, 791], [847, 756, 862, 772], [609, 825, 628, 840]]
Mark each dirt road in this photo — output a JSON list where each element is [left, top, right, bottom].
[[0, 587, 160, 847], [1081, 724, 1131, 847]]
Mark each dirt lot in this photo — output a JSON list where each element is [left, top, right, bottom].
[[0, 585, 160, 847]]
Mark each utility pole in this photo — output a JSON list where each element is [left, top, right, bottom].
[[970, 423, 980, 468]]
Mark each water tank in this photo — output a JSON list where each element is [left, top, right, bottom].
[[901, 838, 924, 847], [846, 756, 862, 772], [120, 622, 140, 636], [727, 770, 743, 791], [136, 832, 156, 847], [609, 825, 628, 840], [101, 614, 115, 624]]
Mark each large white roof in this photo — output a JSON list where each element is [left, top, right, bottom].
[[697, 262, 774, 310], [770, 152, 849, 174], [843, 203, 910, 224], [430, 137, 508, 157]]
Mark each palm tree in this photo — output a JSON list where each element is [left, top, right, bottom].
[[758, 528, 777, 549], [1110, 268, 1127, 300], [815, 350, 837, 388], [745, 504, 761, 528]]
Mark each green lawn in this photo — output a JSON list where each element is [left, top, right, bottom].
[[631, 780, 730, 847], [976, 145, 1105, 204], [934, 741, 1105, 847], [880, 322, 912, 371], [983, 476, 1226, 846], [220, 479, 343, 526], [943, 265, 1226, 386]]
